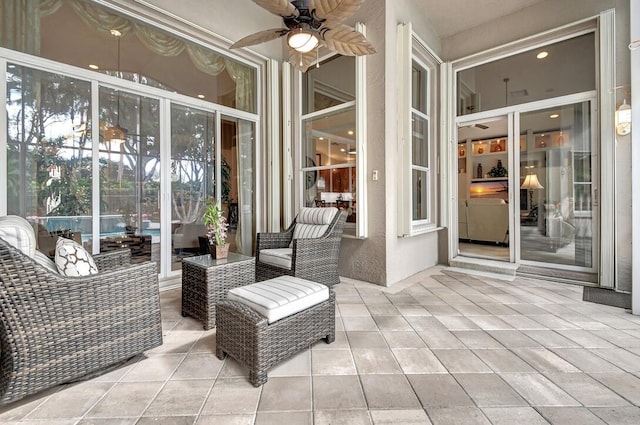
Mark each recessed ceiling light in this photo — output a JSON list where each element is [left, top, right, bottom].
[[549, 114, 559, 119], [537, 51, 549, 59], [197, 94, 205, 99], [89, 64, 99, 70], [340, 148, 346, 152], [348, 130, 354, 135], [319, 137, 324, 140]]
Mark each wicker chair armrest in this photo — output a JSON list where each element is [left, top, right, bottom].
[[93, 249, 132, 271], [256, 231, 293, 251], [217, 300, 269, 326], [291, 236, 342, 279]]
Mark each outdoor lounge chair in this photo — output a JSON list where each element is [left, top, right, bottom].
[[0, 215, 163, 406], [255, 208, 346, 287]]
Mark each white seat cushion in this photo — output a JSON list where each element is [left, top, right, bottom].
[[259, 248, 293, 270], [227, 276, 329, 324], [0, 215, 37, 258]]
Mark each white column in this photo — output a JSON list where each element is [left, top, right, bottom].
[[632, 0, 640, 315]]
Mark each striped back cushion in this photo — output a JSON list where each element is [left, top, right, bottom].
[[291, 207, 337, 246], [0, 215, 36, 258]]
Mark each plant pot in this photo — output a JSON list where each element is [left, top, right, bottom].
[[209, 242, 230, 259]]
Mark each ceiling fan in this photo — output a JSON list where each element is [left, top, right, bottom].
[[230, 0, 376, 71]]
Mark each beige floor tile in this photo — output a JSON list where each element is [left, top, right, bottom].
[[543, 373, 630, 407], [418, 328, 467, 349], [392, 348, 447, 374], [452, 331, 503, 349], [536, 407, 607, 425], [256, 377, 311, 412], [352, 348, 402, 374], [122, 353, 185, 382], [201, 378, 261, 415], [426, 407, 492, 425], [431, 349, 492, 373], [144, 380, 212, 416], [381, 331, 427, 348], [370, 409, 432, 424], [137, 416, 196, 425], [511, 348, 580, 373], [407, 374, 474, 408], [472, 349, 536, 373], [589, 407, 640, 425], [360, 375, 421, 409], [453, 373, 527, 407], [25, 381, 113, 420], [314, 410, 371, 425], [171, 353, 224, 380], [342, 316, 380, 331], [347, 331, 389, 349], [499, 373, 580, 406], [85, 382, 164, 418], [481, 407, 549, 425], [312, 375, 366, 410], [373, 315, 413, 331], [267, 350, 311, 377], [311, 349, 357, 375], [196, 414, 254, 425]]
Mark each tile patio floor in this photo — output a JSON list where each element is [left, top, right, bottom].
[[2, 267, 640, 424]]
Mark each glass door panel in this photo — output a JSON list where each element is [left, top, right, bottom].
[[221, 116, 256, 256], [457, 116, 510, 261], [519, 101, 596, 270], [170, 105, 216, 271], [98, 88, 160, 267], [6, 64, 93, 253]]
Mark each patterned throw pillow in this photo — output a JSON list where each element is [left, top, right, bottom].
[[55, 238, 99, 277]]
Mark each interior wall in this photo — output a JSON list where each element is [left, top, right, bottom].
[[442, 0, 632, 291]]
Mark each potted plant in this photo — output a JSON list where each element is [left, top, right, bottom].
[[202, 199, 230, 259]]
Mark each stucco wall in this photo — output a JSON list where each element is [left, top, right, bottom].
[[336, 0, 388, 285], [383, 1, 443, 285], [441, 0, 632, 292]]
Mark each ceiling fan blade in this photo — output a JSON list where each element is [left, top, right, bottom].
[[254, 0, 300, 18], [288, 48, 318, 72], [309, 0, 365, 22], [321, 23, 376, 56], [230, 28, 289, 49]]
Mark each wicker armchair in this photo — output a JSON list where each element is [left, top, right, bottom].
[[255, 208, 346, 287], [0, 237, 163, 406]]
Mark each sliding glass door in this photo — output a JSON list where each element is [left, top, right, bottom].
[[457, 115, 511, 262], [518, 101, 597, 272]]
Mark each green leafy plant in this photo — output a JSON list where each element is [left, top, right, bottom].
[[202, 199, 228, 245]]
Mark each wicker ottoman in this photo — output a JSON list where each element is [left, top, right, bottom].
[[215, 276, 335, 386]]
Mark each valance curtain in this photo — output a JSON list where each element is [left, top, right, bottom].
[[0, 0, 254, 111]]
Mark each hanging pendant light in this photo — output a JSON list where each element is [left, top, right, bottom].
[[104, 29, 128, 146]]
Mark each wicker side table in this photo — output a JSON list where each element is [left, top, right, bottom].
[[181, 253, 255, 330]]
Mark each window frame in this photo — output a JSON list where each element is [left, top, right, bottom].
[[397, 23, 442, 237], [295, 23, 368, 239]]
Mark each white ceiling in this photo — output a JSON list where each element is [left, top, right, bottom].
[[417, 0, 548, 38]]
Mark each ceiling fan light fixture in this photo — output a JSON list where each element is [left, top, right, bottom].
[[288, 27, 319, 53]]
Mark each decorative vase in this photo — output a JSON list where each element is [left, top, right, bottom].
[[209, 243, 230, 259]]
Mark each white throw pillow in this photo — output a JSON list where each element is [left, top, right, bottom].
[[55, 238, 99, 276], [33, 250, 59, 274]]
